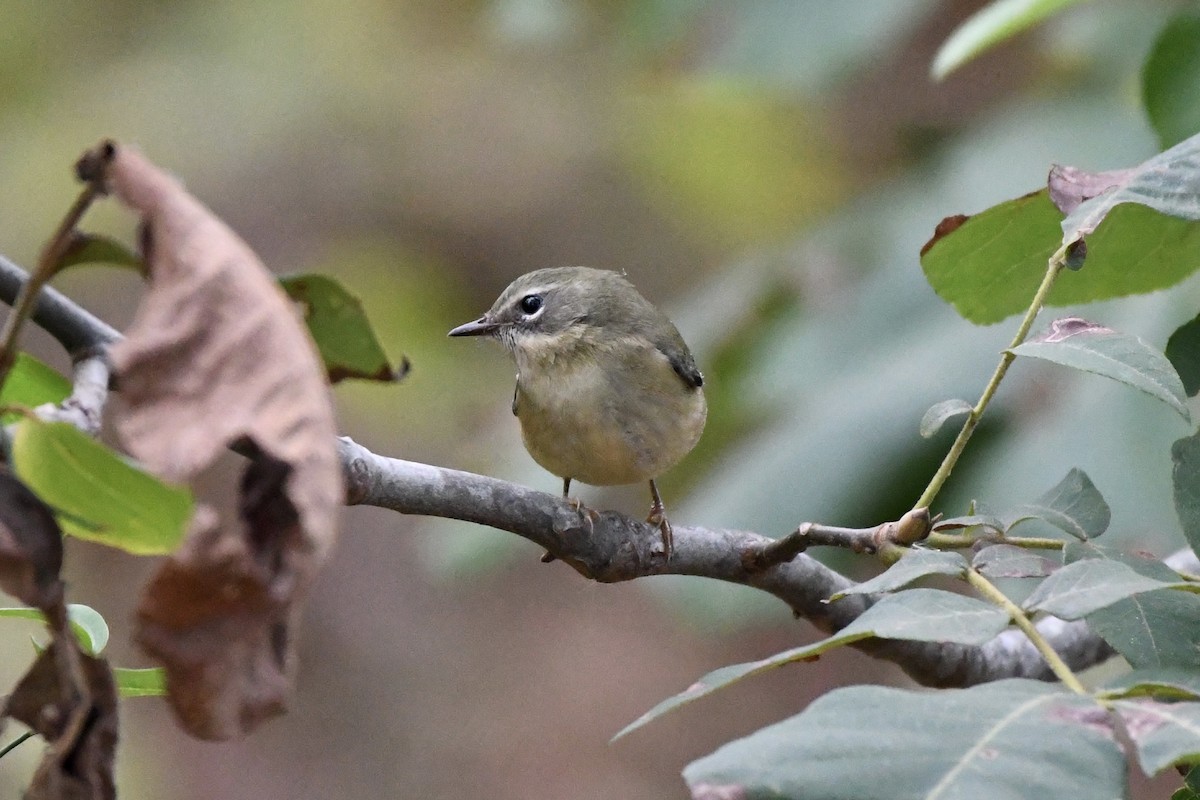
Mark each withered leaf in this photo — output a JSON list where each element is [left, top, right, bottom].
[[97, 141, 341, 740], [0, 469, 64, 613], [1048, 165, 1137, 216], [5, 639, 118, 800]]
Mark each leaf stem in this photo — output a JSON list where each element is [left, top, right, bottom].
[[0, 731, 34, 760], [915, 243, 1071, 511], [0, 149, 111, 389], [965, 567, 1087, 695], [925, 532, 1065, 550]]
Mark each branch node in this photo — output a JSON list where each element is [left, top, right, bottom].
[[742, 528, 809, 572]]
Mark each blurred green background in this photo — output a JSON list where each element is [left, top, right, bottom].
[[1, 0, 1195, 797]]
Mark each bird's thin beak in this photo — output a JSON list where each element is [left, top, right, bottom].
[[448, 315, 500, 337]]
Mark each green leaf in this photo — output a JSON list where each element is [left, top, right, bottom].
[[830, 549, 967, 599], [922, 134, 1200, 325], [1143, 9, 1200, 149], [972, 544, 1058, 578], [1006, 466, 1112, 540], [919, 398, 972, 438], [1101, 668, 1200, 702], [114, 667, 167, 698], [1059, 131, 1200, 244], [1178, 766, 1200, 800], [684, 680, 1124, 800], [1010, 318, 1190, 422], [1173, 432, 1200, 560], [59, 232, 142, 271], [0, 603, 109, 655], [1023, 557, 1199, 619], [921, 190, 1059, 324], [10, 419, 192, 555], [279, 273, 407, 384], [933, 513, 1006, 535], [612, 589, 1007, 740], [1167, 313, 1200, 397], [65, 603, 109, 654], [931, 0, 1093, 80], [1114, 699, 1200, 775], [0, 353, 71, 418]]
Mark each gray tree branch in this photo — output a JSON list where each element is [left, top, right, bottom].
[[0, 253, 1117, 689]]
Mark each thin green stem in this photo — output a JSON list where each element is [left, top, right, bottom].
[[965, 568, 1087, 695], [915, 242, 1072, 511], [0, 731, 34, 760], [0, 178, 104, 389], [925, 532, 1065, 550]]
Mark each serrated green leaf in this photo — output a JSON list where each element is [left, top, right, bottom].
[[1173, 432, 1200, 560], [279, 273, 406, 384], [684, 680, 1123, 800], [10, 419, 192, 555], [972, 544, 1058, 578], [613, 589, 1007, 740], [1010, 320, 1190, 422], [1143, 9, 1200, 150], [919, 398, 972, 438], [931, 0, 1094, 80], [114, 667, 166, 698], [1167, 313, 1200, 397], [1023, 557, 1199, 619], [1101, 668, 1200, 702], [1115, 699, 1200, 775], [0, 353, 71, 420], [830, 549, 967, 599], [1006, 466, 1111, 540]]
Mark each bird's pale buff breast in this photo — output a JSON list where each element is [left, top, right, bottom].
[[512, 332, 706, 486]]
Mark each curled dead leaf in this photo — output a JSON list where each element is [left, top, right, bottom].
[[4, 640, 118, 800], [94, 141, 341, 740], [0, 469, 65, 613]]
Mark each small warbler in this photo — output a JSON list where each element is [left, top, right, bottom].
[[449, 266, 707, 560]]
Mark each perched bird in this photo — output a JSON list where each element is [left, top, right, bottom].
[[448, 266, 707, 560]]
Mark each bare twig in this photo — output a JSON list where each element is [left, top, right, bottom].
[[0, 254, 1118, 689]]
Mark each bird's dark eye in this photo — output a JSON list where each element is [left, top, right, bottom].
[[519, 294, 543, 315]]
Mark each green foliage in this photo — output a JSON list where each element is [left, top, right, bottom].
[[0, 352, 70, 417], [922, 132, 1200, 324], [0, 603, 108, 655], [114, 667, 167, 698], [932, 0, 1095, 79], [685, 681, 1125, 798], [279, 273, 406, 384], [614, 589, 1008, 740], [1010, 322, 1191, 422], [1143, 8, 1200, 149], [10, 419, 192, 555]]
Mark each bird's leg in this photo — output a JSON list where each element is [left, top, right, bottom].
[[646, 479, 673, 561], [563, 476, 579, 510]]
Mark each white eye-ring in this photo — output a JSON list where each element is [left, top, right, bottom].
[[519, 294, 544, 316]]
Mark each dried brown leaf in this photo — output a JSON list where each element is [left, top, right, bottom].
[[0, 469, 65, 613], [97, 142, 341, 740], [5, 640, 118, 800]]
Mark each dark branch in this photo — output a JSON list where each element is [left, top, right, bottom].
[[1, 254, 1117, 690]]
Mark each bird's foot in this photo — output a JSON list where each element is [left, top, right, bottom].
[[646, 506, 673, 562], [542, 494, 598, 563]]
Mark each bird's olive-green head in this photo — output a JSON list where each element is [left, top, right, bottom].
[[448, 266, 655, 346]]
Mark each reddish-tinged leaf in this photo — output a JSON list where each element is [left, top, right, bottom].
[[1049, 165, 1137, 215]]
